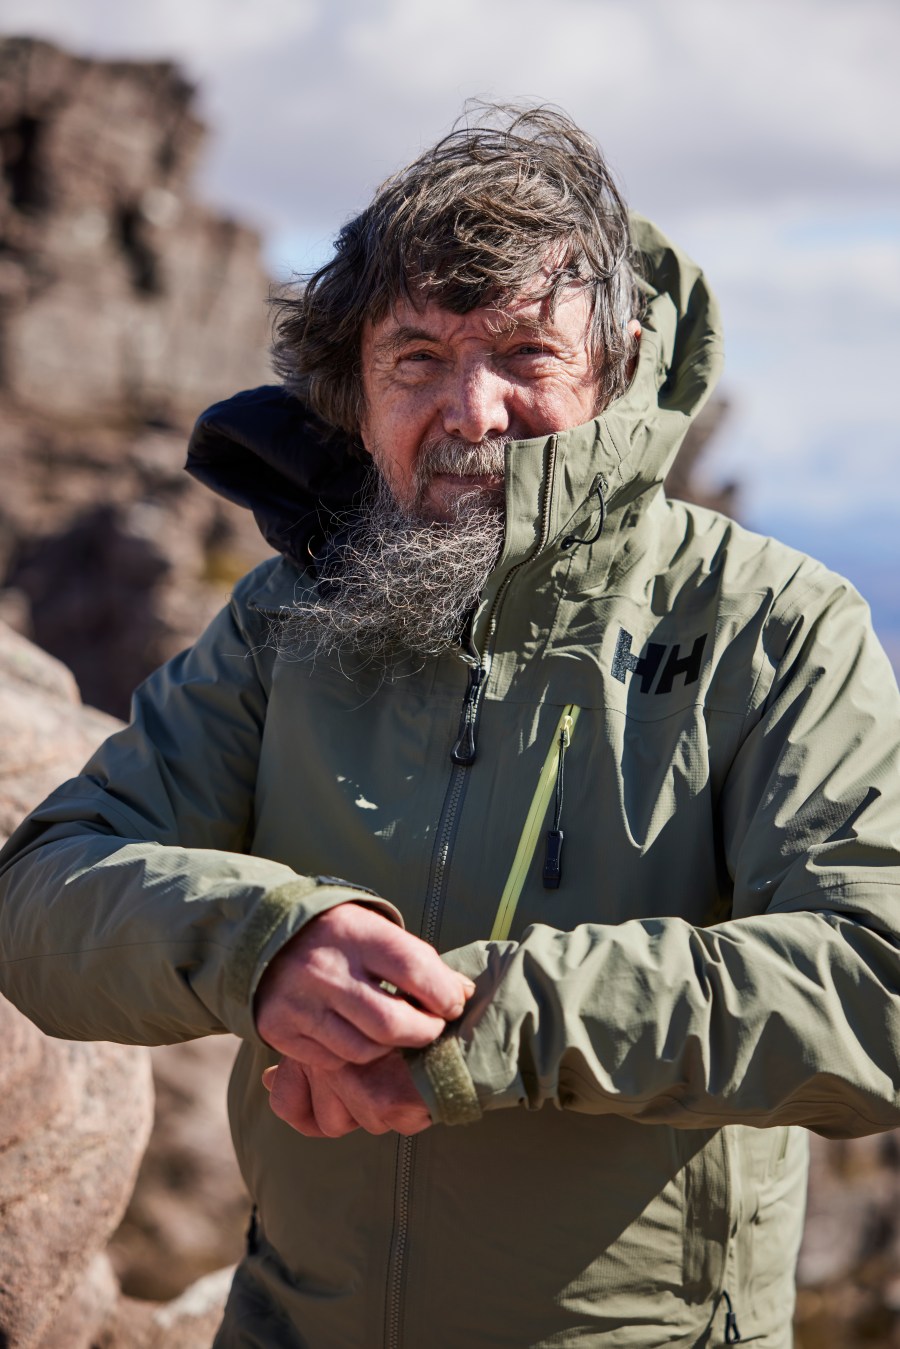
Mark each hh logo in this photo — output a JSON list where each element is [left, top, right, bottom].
[[611, 628, 708, 695]]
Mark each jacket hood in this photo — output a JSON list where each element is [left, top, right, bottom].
[[186, 217, 723, 569], [186, 391, 370, 565], [602, 214, 723, 500]]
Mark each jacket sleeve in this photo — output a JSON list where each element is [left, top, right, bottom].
[[0, 571, 400, 1047], [411, 575, 900, 1139]]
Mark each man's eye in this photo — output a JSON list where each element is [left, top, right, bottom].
[[403, 351, 434, 362], [514, 344, 548, 357]]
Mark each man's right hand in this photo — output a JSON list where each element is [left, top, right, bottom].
[[255, 902, 475, 1070], [262, 1051, 432, 1138]]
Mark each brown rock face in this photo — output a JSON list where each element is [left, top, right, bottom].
[[0, 622, 156, 1347], [0, 36, 273, 718], [0, 620, 242, 1341], [795, 1133, 900, 1348], [109, 1038, 250, 1304], [0, 36, 269, 426], [0, 617, 119, 838], [0, 1007, 154, 1348], [97, 1266, 236, 1349], [664, 395, 738, 517]]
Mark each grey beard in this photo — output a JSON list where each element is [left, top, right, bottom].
[[280, 439, 507, 668]]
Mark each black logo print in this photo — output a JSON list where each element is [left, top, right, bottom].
[[611, 628, 708, 695]]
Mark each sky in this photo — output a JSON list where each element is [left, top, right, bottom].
[[3, 0, 899, 656]]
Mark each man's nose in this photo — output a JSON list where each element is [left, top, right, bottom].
[[441, 363, 510, 443]]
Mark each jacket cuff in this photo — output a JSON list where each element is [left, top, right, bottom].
[[409, 1032, 482, 1126], [223, 877, 404, 1046]]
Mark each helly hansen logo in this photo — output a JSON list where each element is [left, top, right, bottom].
[[611, 628, 708, 695]]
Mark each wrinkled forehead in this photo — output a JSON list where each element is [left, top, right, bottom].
[[366, 275, 594, 352]]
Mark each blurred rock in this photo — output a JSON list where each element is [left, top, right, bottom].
[[33, 1253, 120, 1349], [0, 616, 119, 839], [0, 620, 245, 1342], [0, 999, 154, 1348], [795, 1132, 900, 1348], [0, 35, 273, 717], [0, 410, 269, 716], [0, 35, 269, 426], [664, 395, 738, 516], [109, 1037, 250, 1303], [0, 622, 154, 1347], [97, 1266, 235, 1348]]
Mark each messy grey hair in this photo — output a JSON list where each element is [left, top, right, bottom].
[[271, 103, 643, 435]]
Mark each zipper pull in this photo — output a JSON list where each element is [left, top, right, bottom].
[[723, 1290, 742, 1343], [543, 715, 572, 889], [542, 830, 564, 888], [451, 663, 485, 765]]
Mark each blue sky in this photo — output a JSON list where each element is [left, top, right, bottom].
[[4, 0, 899, 659]]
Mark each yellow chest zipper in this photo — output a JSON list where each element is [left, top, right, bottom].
[[490, 704, 581, 941]]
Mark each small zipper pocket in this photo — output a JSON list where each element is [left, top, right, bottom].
[[490, 704, 581, 941]]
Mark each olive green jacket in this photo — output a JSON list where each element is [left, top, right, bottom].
[[2, 220, 900, 1347]]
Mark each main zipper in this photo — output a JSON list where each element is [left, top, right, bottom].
[[383, 436, 561, 1349], [450, 436, 561, 767]]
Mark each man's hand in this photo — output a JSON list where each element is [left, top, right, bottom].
[[255, 902, 474, 1070], [262, 1052, 431, 1138]]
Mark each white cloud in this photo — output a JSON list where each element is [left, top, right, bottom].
[[2, 0, 898, 571], [5, 0, 898, 233], [662, 201, 900, 533], [1, 0, 318, 68]]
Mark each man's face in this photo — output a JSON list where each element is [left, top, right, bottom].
[[359, 281, 600, 522]]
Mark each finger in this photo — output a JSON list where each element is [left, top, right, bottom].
[[333, 1056, 433, 1137], [328, 906, 474, 1018], [358, 924, 476, 1019], [262, 983, 447, 1062], [273, 1009, 398, 1068], [264, 1030, 362, 1072], [330, 978, 450, 1052], [267, 1060, 326, 1138], [307, 1071, 361, 1139], [393, 1111, 433, 1137]]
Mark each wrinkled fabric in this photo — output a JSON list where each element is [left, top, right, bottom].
[[2, 218, 899, 1347]]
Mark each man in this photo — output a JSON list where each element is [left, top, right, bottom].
[[1, 105, 899, 1348]]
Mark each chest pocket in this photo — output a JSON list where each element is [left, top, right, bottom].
[[473, 694, 729, 943], [491, 704, 580, 940]]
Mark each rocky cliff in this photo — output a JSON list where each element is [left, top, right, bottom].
[[0, 622, 242, 1346], [0, 35, 271, 717], [0, 37, 263, 1342]]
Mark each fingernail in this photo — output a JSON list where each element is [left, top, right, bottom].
[[448, 1001, 465, 1019], [462, 978, 476, 993], [261, 1066, 277, 1091]]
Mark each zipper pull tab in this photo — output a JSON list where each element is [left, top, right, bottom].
[[542, 830, 564, 888], [451, 664, 485, 765], [723, 1291, 742, 1343], [543, 716, 572, 889]]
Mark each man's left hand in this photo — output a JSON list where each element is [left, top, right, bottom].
[[262, 1051, 431, 1138]]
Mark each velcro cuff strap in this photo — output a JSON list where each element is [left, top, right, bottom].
[[422, 1034, 482, 1126]]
